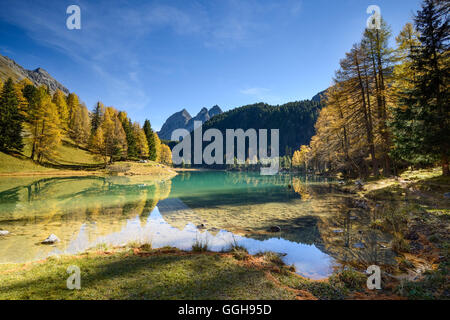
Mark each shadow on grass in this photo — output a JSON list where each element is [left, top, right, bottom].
[[0, 253, 293, 300]]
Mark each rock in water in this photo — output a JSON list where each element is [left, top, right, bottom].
[[0, 230, 9, 236], [268, 226, 281, 233], [42, 234, 60, 244]]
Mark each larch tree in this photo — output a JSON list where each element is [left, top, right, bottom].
[[159, 144, 172, 165], [132, 122, 149, 159], [70, 103, 91, 145], [52, 90, 69, 128], [23, 86, 62, 163], [67, 92, 80, 131]]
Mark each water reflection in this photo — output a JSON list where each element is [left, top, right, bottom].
[[0, 172, 397, 277], [66, 207, 334, 279]]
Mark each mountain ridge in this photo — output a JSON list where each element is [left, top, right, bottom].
[[158, 105, 223, 140], [0, 53, 69, 94]]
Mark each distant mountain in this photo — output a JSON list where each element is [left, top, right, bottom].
[[0, 53, 69, 94], [158, 105, 223, 140]]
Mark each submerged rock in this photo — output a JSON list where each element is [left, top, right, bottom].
[[0, 230, 9, 236], [268, 226, 281, 233], [42, 234, 60, 244]]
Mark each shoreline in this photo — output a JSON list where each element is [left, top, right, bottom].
[[0, 167, 447, 300]]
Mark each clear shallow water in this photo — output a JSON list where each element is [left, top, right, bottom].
[[0, 172, 396, 279]]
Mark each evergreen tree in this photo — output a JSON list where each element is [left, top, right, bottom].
[[143, 119, 157, 161], [0, 78, 24, 151], [390, 0, 449, 175], [119, 111, 138, 159], [91, 101, 105, 134]]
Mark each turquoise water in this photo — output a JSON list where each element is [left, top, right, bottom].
[[0, 171, 396, 279]]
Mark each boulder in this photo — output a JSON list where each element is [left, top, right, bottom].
[[268, 226, 281, 233], [42, 234, 60, 244]]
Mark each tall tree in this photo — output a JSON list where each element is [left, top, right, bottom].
[[160, 144, 172, 165], [0, 78, 24, 151], [390, 0, 449, 175], [23, 86, 62, 162], [143, 119, 157, 161], [70, 103, 91, 145], [67, 92, 80, 130], [119, 111, 138, 159], [133, 122, 149, 159], [91, 101, 105, 134], [91, 107, 127, 163], [52, 89, 69, 128]]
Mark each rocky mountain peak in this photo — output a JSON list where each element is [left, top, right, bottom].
[[157, 106, 223, 141], [0, 53, 69, 95]]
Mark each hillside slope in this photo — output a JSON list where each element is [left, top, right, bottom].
[[202, 100, 322, 156], [0, 53, 69, 94]]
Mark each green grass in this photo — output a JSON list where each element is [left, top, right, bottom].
[[0, 152, 54, 174], [0, 250, 297, 300]]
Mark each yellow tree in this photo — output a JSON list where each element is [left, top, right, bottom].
[[67, 92, 80, 130], [160, 144, 172, 165], [93, 107, 127, 163], [70, 103, 91, 145], [52, 89, 69, 128], [132, 122, 149, 158], [29, 86, 62, 163], [153, 131, 162, 162]]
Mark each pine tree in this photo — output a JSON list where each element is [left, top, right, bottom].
[[119, 111, 138, 159], [143, 119, 157, 161], [0, 78, 24, 151], [91, 101, 105, 134], [390, 0, 449, 175]]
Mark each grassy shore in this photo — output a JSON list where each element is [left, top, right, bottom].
[[340, 167, 449, 299], [0, 244, 384, 300]]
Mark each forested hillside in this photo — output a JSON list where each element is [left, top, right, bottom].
[[202, 100, 322, 157]]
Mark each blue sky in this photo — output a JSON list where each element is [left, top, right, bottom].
[[0, 0, 422, 130]]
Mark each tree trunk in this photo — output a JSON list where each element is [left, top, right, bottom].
[[443, 154, 449, 176]]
